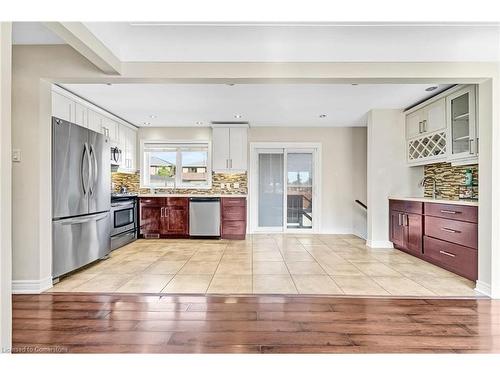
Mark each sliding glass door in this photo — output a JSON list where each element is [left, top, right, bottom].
[[286, 151, 314, 230], [257, 151, 284, 231], [255, 147, 316, 232]]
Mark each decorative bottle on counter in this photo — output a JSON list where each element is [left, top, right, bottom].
[[464, 169, 473, 187]]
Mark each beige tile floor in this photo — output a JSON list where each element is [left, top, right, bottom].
[[48, 234, 482, 297]]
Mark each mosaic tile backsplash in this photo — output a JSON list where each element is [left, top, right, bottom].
[[423, 162, 478, 200], [112, 172, 248, 195]]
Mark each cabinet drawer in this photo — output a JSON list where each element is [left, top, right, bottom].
[[423, 236, 477, 280], [221, 220, 246, 238], [424, 203, 477, 223], [222, 197, 246, 207], [140, 197, 165, 206], [167, 197, 188, 207], [424, 216, 478, 249], [222, 205, 246, 221], [389, 200, 423, 214]]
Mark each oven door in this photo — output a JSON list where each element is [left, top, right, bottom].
[[111, 203, 136, 236]]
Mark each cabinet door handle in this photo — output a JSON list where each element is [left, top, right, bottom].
[[441, 227, 460, 233], [160, 207, 164, 218], [398, 213, 402, 226], [230, 159, 233, 168], [422, 120, 427, 132], [439, 250, 456, 258], [469, 139, 474, 155], [418, 122, 422, 134], [440, 210, 457, 214], [404, 214, 409, 226]]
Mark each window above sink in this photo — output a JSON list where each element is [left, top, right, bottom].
[[141, 141, 212, 189]]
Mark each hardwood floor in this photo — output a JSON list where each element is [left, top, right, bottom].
[[12, 293, 500, 353]]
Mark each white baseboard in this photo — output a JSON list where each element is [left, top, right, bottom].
[[12, 277, 53, 294], [475, 280, 492, 297], [366, 240, 394, 249]]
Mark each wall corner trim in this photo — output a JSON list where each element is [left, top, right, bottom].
[[366, 240, 394, 249], [475, 280, 492, 298], [12, 277, 53, 294]]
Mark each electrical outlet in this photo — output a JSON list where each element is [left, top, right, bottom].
[[233, 182, 240, 189], [220, 183, 225, 189], [12, 149, 21, 162]]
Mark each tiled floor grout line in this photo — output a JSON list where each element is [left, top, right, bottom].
[[300, 239, 347, 295], [205, 242, 228, 293], [277, 237, 300, 294]]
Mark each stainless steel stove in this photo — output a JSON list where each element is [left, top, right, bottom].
[[110, 193, 138, 250]]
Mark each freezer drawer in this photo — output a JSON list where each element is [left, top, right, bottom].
[[52, 211, 110, 278], [189, 199, 221, 236]]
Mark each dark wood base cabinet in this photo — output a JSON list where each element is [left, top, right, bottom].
[[221, 197, 247, 240], [139, 197, 189, 238], [389, 199, 478, 281]]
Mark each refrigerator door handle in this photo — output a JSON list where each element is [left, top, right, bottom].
[[81, 143, 91, 195], [59, 212, 109, 225], [89, 144, 98, 196]]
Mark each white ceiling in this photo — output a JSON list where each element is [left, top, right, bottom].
[[61, 83, 453, 127], [83, 22, 500, 62], [12, 22, 65, 44]]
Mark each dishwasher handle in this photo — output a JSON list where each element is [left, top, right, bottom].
[[189, 197, 220, 202]]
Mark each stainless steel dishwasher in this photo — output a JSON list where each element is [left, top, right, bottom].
[[189, 197, 221, 237]]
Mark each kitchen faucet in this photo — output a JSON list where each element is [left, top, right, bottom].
[[419, 176, 440, 199]]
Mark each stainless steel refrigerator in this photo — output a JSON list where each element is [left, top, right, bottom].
[[52, 117, 111, 278]]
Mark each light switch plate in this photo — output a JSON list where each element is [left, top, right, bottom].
[[12, 149, 21, 162], [220, 183, 225, 189]]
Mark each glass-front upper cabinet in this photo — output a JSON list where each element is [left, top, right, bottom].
[[447, 85, 477, 161]]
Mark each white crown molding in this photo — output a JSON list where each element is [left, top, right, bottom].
[[12, 277, 53, 294]]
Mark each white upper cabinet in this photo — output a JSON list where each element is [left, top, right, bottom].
[[212, 127, 231, 171], [424, 98, 446, 133], [52, 92, 74, 123], [118, 125, 137, 172], [212, 126, 248, 172], [406, 97, 446, 139], [74, 102, 88, 127], [52, 86, 138, 172], [447, 86, 477, 163], [406, 110, 423, 139], [229, 127, 248, 171], [405, 85, 477, 166], [87, 109, 103, 133]]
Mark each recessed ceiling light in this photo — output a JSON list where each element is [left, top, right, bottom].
[[425, 86, 439, 92], [143, 122, 151, 126], [149, 115, 157, 119], [319, 114, 327, 118], [196, 121, 203, 125], [234, 114, 242, 119]]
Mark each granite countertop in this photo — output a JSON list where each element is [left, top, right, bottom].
[[388, 196, 478, 207], [138, 193, 247, 198]]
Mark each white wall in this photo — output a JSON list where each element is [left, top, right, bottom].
[[366, 109, 424, 248], [248, 127, 367, 235], [0, 22, 12, 352], [11, 45, 108, 292]]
